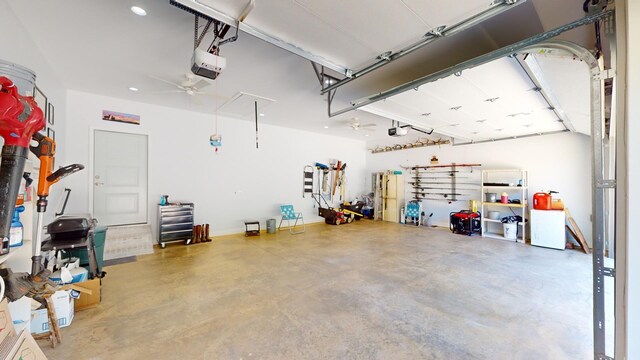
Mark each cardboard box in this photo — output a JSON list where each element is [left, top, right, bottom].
[[0, 299, 16, 348], [8, 330, 47, 360], [73, 278, 101, 311], [30, 291, 74, 335], [7, 297, 31, 335]]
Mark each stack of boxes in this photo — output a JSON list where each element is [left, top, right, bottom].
[[0, 298, 48, 360]]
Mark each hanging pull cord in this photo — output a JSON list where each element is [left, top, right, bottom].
[[255, 101, 259, 149]]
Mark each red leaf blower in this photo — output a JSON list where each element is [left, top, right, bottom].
[[1, 75, 85, 277], [0, 76, 45, 255]]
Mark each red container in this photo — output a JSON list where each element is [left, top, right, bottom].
[[533, 192, 552, 210]]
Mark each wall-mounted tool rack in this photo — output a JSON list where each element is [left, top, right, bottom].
[[405, 163, 481, 202], [369, 138, 450, 154]]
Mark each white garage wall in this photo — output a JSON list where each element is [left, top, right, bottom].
[[0, 1, 68, 226], [63, 90, 367, 237], [365, 132, 593, 244], [0, 2, 67, 155]]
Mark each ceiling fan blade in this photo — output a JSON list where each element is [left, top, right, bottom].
[[148, 75, 184, 89], [191, 79, 211, 91], [339, 117, 360, 124], [150, 90, 185, 93], [359, 123, 377, 127]]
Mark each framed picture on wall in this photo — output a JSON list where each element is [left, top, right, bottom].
[[47, 127, 55, 141], [34, 86, 48, 119], [102, 110, 140, 125], [48, 103, 54, 125]]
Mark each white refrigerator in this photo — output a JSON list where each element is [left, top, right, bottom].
[[530, 209, 566, 250]]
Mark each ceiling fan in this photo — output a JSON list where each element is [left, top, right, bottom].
[[343, 118, 376, 131], [149, 73, 226, 98]]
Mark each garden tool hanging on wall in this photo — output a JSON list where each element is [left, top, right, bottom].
[[331, 161, 341, 197], [339, 163, 347, 201], [315, 162, 330, 195]]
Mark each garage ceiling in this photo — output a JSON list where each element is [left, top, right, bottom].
[[173, 0, 516, 71], [5, 0, 595, 142], [362, 55, 591, 142]]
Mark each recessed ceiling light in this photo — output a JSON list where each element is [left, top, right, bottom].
[[131, 6, 147, 16], [259, 113, 265, 117], [364, 134, 369, 137], [324, 126, 329, 129], [128, 87, 139, 92]]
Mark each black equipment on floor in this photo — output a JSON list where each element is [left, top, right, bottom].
[[340, 201, 365, 221], [41, 214, 103, 279], [449, 210, 481, 236], [244, 220, 260, 236]]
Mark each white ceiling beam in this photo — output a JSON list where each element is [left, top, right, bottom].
[[451, 130, 569, 146]]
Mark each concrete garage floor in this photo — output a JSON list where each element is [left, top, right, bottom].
[[41, 221, 592, 359]]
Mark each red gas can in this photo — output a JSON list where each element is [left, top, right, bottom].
[[533, 192, 552, 210]]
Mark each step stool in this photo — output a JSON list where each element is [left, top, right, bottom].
[[244, 221, 260, 236]]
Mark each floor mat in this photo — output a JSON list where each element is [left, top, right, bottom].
[[103, 224, 154, 261], [103, 256, 137, 267]]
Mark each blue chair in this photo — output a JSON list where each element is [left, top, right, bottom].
[[278, 205, 305, 234], [405, 200, 423, 226]]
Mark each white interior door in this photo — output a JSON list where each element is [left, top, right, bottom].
[[93, 130, 148, 226]]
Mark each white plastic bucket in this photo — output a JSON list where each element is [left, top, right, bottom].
[[503, 223, 518, 240], [0, 59, 36, 96]]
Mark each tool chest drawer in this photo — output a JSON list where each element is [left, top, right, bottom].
[[160, 215, 193, 225], [160, 207, 192, 215], [158, 203, 194, 248], [160, 230, 193, 241], [161, 222, 192, 233]]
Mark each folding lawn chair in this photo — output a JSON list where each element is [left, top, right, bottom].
[[278, 205, 305, 234], [405, 200, 423, 226]]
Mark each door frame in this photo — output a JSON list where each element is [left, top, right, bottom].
[[89, 128, 150, 226]]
